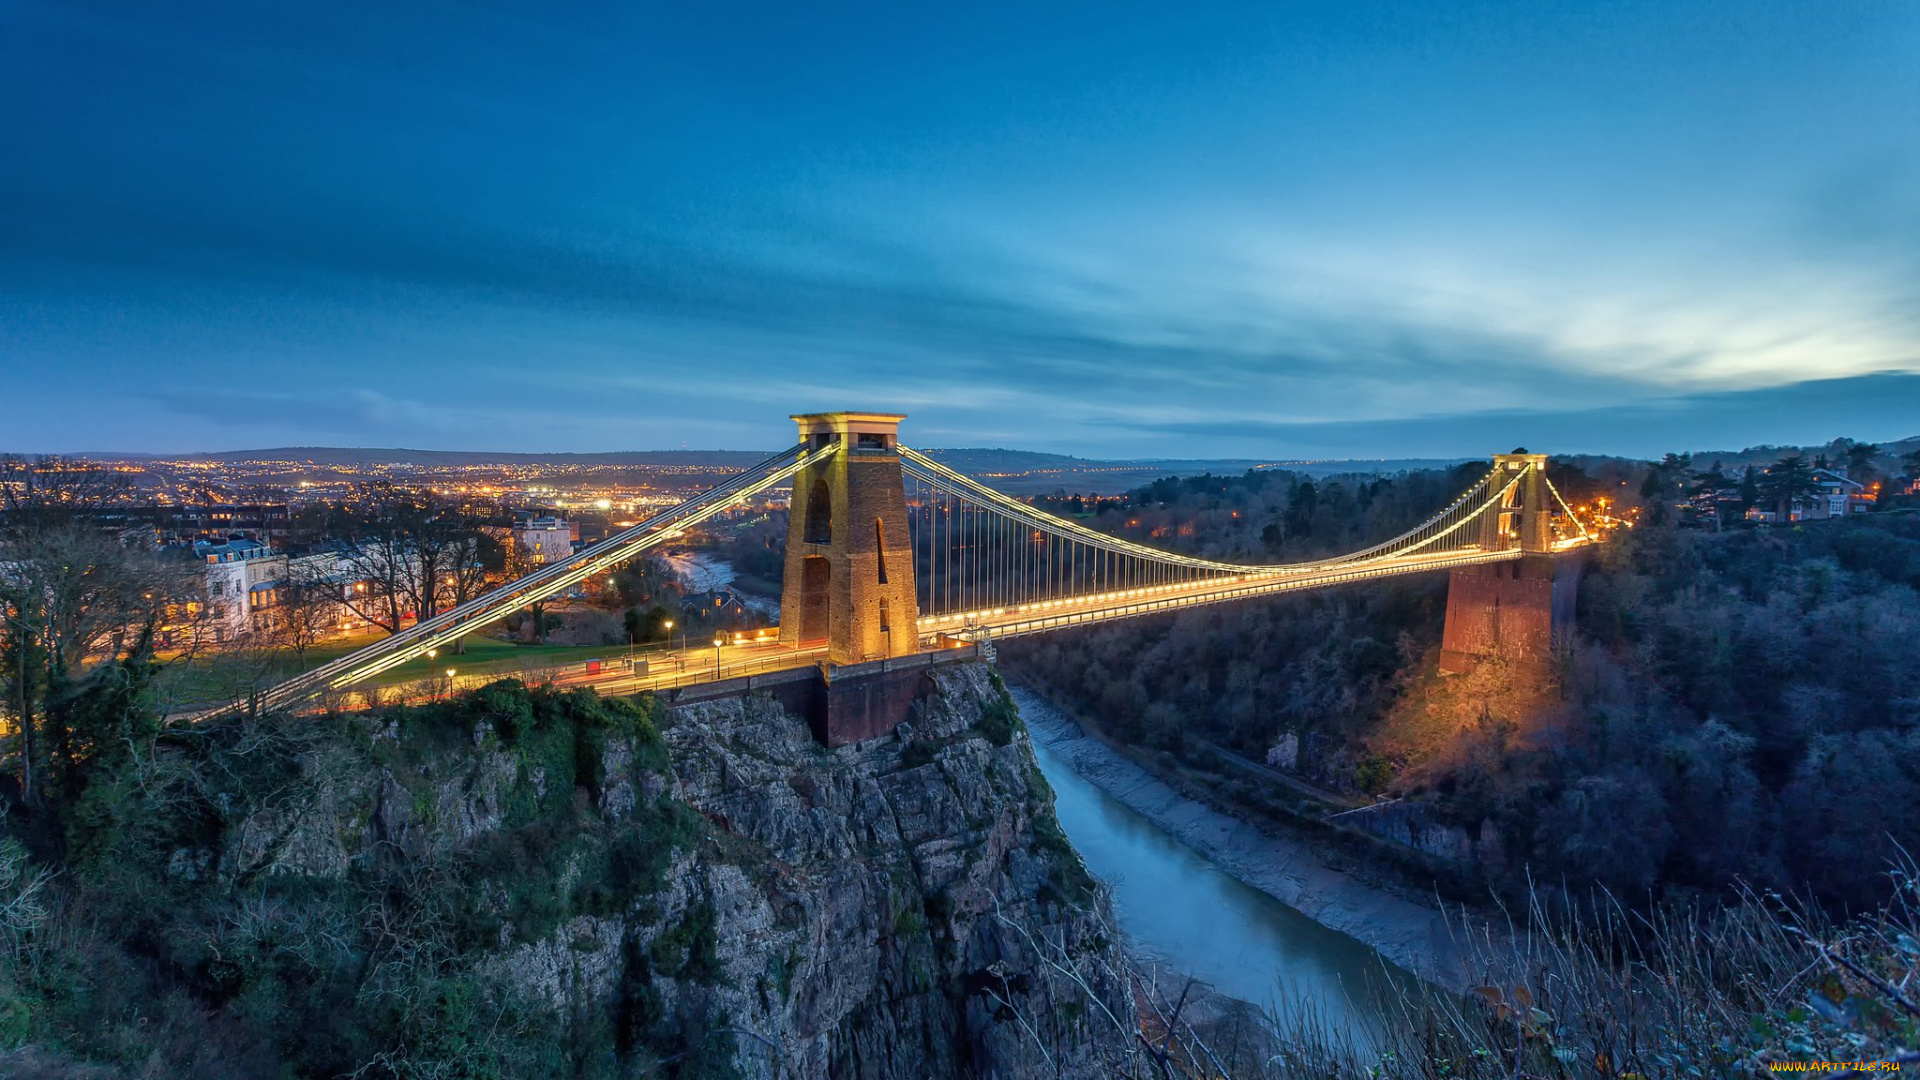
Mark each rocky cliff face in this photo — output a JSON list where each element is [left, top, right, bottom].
[[36, 662, 1126, 1079], [641, 662, 1126, 1078], [467, 661, 1129, 1078]]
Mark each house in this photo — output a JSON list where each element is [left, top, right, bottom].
[[199, 540, 454, 643], [197, 538, 287, 640], [684, 588, 751, 621], [514, 516, 575, 564], [1810, 468, 1871, 519], [122, 504, 291, 546], [1745, 468, 1872, 524]]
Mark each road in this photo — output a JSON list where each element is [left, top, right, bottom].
[[916, 545, 1535, 642], [399, 635, 829, 703], [284, 545, 1564, 710]]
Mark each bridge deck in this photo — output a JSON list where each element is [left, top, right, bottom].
[[916, 545, 1533, 643], [324, 547, 1546, 706], [194, 428, 1593, 721]]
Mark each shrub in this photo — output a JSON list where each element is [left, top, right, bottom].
[[1032, 813, 1096, 909], [900, 740, 941, 770], [978, 695, 1023, 747]]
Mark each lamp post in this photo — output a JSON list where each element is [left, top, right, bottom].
[[713, 635, 724, 679], [664, 619, 674, 651]]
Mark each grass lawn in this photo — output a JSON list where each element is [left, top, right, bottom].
[[156, 632, 649, 708]]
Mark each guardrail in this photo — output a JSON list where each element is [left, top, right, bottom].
[[336, 644, 834, 709]]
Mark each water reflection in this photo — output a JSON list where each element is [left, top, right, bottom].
[[1020, 688, 1419, 1041]]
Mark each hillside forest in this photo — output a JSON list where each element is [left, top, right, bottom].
[[1000, 441, 1920, 911]]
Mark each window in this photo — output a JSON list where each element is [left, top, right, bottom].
[[878, 599, 891, 634], [804, 475, 832, 544]]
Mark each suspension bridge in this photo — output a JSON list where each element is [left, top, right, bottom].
[[204, 412, 1595, 742]]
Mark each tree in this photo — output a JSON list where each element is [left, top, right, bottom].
[[337, 500, 413, 636], [0, 457, 190, 807], [1739, 464, 1761, 516], [1689, 461, 1733, 530], [1837, 439, 1882, 485], [1759, 454, 1820, 521], [1639, 453, 1693, 526], [287, 500, 349, 548], [270, 557, 343, 667], [611, 556, 676, 610], [335, 484, 499, 639], [498, 540, 552, 644]]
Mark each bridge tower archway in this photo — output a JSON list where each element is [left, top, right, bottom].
[[778, 412, 921, 665], [1443, 452, 1578, 672], [1482, 452, 1553, 554]]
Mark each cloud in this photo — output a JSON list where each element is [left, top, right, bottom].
[[1103, 372, 1920, 459], [143, 386, 480, 441], [5, 0, 1917, 459]]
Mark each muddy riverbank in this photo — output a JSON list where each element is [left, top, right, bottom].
[[1014, 682, 1480, 992]]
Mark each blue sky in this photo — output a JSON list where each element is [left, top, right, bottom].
[[3, 0, 1917, 458]]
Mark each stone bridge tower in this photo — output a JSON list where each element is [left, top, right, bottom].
[[1440, 453, 1582, 672], [778, 412, 921, 666]]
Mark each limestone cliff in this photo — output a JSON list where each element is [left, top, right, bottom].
[[645, 663, 1125, 1077], [26, 662, 1126, 1079]]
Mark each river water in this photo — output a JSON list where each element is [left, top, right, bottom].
[[1018, 686, 1419, 1041], [680, 556, 1415, 1038], [659, 552, 779, 616]]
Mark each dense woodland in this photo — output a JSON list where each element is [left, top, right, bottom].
[[1005, 444, 1920, 911]]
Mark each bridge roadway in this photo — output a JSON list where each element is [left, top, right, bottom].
[[915, 543, 1538, 644], [363, 637, 831, 707], [374, 544, 1541, 704]]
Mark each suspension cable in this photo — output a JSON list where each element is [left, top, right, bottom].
[[899, 445, 1514, 578], [194, 440, 834, 720]]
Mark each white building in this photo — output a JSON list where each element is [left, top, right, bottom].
[[199, 541, 417, 643], [515, 516, 574, 564], [198, 538, 287, 641]]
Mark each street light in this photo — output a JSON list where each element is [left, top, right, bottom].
[[664, 619, 675, 650], [713, 635, 724, 679]]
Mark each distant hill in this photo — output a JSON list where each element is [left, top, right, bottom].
[[915, 448, 1473, 494], [84, 444, 1471, 477], [1637, 434, 1920, 471], [137, 447, 777, 468]]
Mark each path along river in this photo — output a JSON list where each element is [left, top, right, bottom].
[[1016, 683, 1442, 1041]]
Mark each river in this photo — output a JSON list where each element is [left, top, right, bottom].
[[659, 552, 779, 616], [1017, 684, 1422, 1042], [675, 556, 1422, 1037]]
